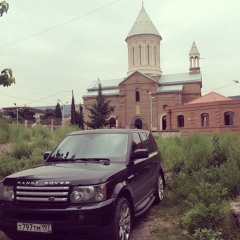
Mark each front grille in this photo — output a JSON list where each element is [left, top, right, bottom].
[[15, 186, 70, 205]]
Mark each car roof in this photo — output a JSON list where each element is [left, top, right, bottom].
[[67, 128, 150, 136]]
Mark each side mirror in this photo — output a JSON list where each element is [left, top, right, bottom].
[[43, 151, 51, 160], [133, 149, 149, 160]]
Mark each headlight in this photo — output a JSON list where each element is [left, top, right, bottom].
[[70, 184, 106, 203], [0, 183, 14, 202]]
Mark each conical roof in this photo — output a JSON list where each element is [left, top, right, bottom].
[[126, 7, 161, 39], [189, 42, 200, 55]]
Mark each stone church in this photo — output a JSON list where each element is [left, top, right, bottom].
[[83, 6, 202, 131]]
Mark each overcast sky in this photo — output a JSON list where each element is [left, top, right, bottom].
[[1, 0, 240, 109]]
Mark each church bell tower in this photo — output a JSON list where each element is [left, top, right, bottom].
[[125, 6, 162, 77]]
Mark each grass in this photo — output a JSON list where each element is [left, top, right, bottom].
[[0, 124, 77, 180], [150, 133, 240, 240], [1, 125, 240, 239]]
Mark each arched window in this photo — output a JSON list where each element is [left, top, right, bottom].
[[162, 115, 167, 130], [190, 57, 194, 68], [135, 89, 140, 102], [224, 111, 234, 125], [201, 113, 209, 126], [177, 115, 184, 127]]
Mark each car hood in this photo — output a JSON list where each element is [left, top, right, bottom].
[[4, 162, 125, 186]]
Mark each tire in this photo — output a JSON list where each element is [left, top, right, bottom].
[[111, 197, 132, 240], [154, 173, 164, 204]]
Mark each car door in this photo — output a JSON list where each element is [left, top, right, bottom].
[[128, 132, 149, 209], [139, 132, 159, 196], [147, 132, 161, 189]]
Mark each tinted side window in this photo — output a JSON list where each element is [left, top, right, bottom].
[[148, 133, 158, 152], [139, 132, 150, 152], [132, 132, 142, 152]]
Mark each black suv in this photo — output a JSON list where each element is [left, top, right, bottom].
[[0, 129, 165, 240]]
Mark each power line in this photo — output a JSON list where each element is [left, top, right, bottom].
[[0, 91, 71, 106], [24, 91, 71, 105], [0, 0, 122, 50], [202, 83, 236, 94]]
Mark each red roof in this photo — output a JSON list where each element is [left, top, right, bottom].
[[185, 91, 232, 105]]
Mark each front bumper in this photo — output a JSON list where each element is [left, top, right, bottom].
[[0, 199, 116, 240]]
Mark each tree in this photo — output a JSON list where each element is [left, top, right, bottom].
[[78, 103, 84, 130], [0, 68, 15, 87], [54, 102, 62, 119], [0, 1, 9, 17], [86, 83, 115, 129], [70, 90, 76, 125], [3, 107, 35, 122], [74, 103, 84, 130], [40, 109, 55, 120], [18, 107, 35, 120], [1, 2, 16, 87]]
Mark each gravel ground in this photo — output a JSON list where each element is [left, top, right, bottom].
[[131, 206, 158, 240]]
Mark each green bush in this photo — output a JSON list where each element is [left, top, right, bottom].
[[218, 151, 240, 198], [3, 124, 31, 143], [0, 120, 10, 143], [181, 182, 227, 233], [157, 137, 184, 171], [31, 136, 55, 152], [0, 154, 19, 179], [190, 228, 223, 240], [53, 125, 79, 142], [10, 140, 33, 159], [31, 125, 52, 139], [0, 127, 9, 144], [157, 133, 214, 173], [169, 172, 195, 202]]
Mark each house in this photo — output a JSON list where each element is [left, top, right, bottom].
[[165, 92, 240, 135]]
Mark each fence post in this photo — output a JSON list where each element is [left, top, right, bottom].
[[51, 119, 53, 132]]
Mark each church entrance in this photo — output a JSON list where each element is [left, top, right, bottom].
[[130, 117, 147, 129], [135, 119, 143, 129], [109, 117, 116, 128]]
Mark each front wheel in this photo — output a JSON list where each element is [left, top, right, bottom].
[[111, 197, 132, 240], [154, 173, 164, 204]]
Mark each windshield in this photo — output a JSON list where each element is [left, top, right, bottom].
[[49, 133, 128, 162]]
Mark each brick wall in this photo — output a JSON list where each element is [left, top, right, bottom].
[[83, 72, 202, 130], [166, 99, 240, 135]]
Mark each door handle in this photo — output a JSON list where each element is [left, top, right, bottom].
[[127, 174, 135, 180], [145, 166, 149, 169]]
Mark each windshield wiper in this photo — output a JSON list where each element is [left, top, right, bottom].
[[74, 158, 110, 165], [48, 157, 110, 165]]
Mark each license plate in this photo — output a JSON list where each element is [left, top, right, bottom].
[[17, 222, 52, 233]]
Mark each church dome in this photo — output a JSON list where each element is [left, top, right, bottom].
[[126, 7, 161, 39]]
